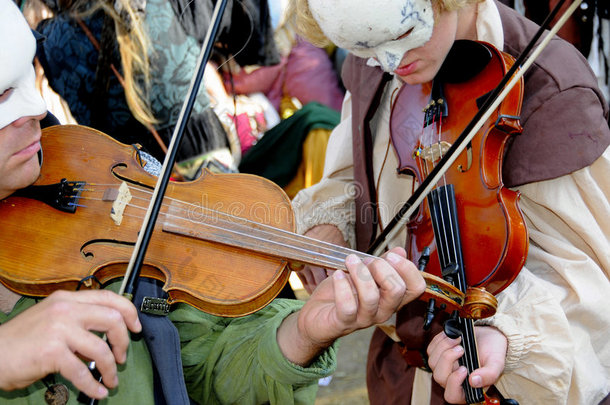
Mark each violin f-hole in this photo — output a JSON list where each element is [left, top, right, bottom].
[[457, 141, 473, 172]]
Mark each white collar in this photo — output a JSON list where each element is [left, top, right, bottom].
[[476, 0, 504, 51]]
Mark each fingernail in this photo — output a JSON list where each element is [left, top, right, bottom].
[[386, 252, 401, 264], [471, 374, 482, 387], [334, 270, 346, 279], [98, 386, 109, 397], [453, 345, 464, 353], [345, 254, 359, 265]]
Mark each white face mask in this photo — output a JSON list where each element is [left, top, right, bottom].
[[0, 0, 47, 129], [308, 0, 434, 73]]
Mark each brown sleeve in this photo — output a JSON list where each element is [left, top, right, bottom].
[[503, 86, 610, 187]]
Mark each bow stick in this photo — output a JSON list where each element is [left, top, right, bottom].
[[119, 0, 228, 302], [368, 0, 582, 257]]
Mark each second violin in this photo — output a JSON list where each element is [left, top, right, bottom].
[[389, 40, 527, 404], [390, 40, 528, 297]]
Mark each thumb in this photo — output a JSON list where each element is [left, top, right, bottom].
[[469, 358, 504, 389]]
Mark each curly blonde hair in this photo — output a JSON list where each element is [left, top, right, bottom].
[[286, 0, 484, 48]]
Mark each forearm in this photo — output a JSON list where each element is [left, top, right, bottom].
[[485, 165, 610, 403], [304, 224, 348, 247], [173, 300, 336, 404], [474, 268, 578, 404], [292, 178, 357, 247]]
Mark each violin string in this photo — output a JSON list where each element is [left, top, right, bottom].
[[72, 195, 102, 201], [433, 117, 479, 399], [164, 211, 348, 269], [434, 109, 454, 269], [78, 182, 363, 269], [164, 208, 349, 269], [433, 187, 479, 401], [437, 110, 459, 276], [429, 188, 482, 402], [123, 183, 361, 260], [440, 127, 480, 398], [84, 197, 348, 270], [423, 101, 479, 401], [159, 201, 356, 268]]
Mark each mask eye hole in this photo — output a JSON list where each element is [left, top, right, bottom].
[[0, 88, 14, 101], [395, 27, 414, 41]]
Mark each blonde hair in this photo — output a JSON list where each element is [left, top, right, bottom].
[[286, 0, 484, 48], [69, 0, 156, 126]]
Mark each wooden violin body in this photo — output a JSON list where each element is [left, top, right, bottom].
[[0, 125, 295, 316]]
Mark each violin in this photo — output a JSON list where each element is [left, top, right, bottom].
[[389, 41, 527, 404], [0, 124, 495, 320], [391, 40, 528, 295]]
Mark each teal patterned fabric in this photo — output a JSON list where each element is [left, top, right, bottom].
[[142, 0, 211, 130], [36, 0, 219, 161]]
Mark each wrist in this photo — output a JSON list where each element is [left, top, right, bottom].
[[0, 327, 20, 390], [277, 312, 332, 366]]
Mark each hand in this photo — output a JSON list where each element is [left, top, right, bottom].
[[426, 325, 508, 404], [278, 247, 426, 365], [0, 289, 142, 400], [297, 224, 349, 294]]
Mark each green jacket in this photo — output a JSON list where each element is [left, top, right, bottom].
[[0, 282, 336, 404]]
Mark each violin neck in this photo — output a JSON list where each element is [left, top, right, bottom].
[[428, 185, 485, 404], [161, 200, 367, 272]]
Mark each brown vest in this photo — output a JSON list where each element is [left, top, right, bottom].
[[341, 2, 610, 404]]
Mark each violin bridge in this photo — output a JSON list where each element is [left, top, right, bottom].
[[109, 182, 132, 225], [420, 141, 451, 163]]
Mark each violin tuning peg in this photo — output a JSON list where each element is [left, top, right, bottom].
[[423, 298, 436, 330], [443, 313, 462, 339], [417, 247, 431, 271], [441, 262, 459, 279]]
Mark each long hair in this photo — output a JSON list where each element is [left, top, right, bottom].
[[67, 0, 156, 126]]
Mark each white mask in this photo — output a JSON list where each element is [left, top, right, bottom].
[[0, 0, 47, 129], [308, 0, 434, 73]]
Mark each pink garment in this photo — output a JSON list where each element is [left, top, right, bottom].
[[231, 111, 267, 154], [224, 40, 345, 112]]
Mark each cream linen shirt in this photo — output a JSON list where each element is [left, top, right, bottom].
[[291, 1, 610, 403]]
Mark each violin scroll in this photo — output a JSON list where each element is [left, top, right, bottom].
[[463, 287, 498, 319], [419, 273, 497, 320]]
